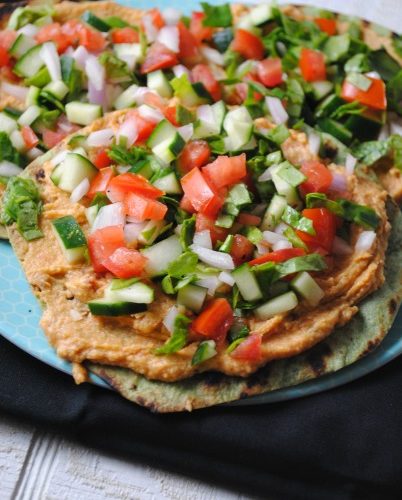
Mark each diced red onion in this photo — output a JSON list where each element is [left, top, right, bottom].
[[266, 96, 288, 125], [345, 153, 357, 175], [92, 202, 125, 232], [190, 245, 235, 270], [134, 87, 158, 105], [157, 26, 179, 53], [365, 71, 381, 79], [1, 81, 29, 101], [85, 55, 105, 91], [0, 160, 23, 177], [73, 45, 90, 70], [256, 242, 270, 255], [274, 222, 289, 235], [40, 42, 61, 82], [26, 147, 43, 161], [197, 104, 215, 125], [124, 222, 147, 244], [355, 231, 376, 252], [117, 118, 138, 148], [162, 7, 182, 25], [173, 65, 191, 78], [193, 230, 212, 249], [17, 23, 38, 37], [163, 305, 182, 333], [307, 131, 321, 155], [218, 271, 235, 287], [272, 240, 292, 251], [195, 275, 221, 296], [177, 124, 193, 142], [201, 45, 225, 66], [51, 150, 68, 166], [142, 14, 158, 42], [88, 80, 107, 109], [329, 172, 347, 193], [332, 236, 352, 255], [86, 128, 114, 147], [70, 178, 90, 203], [57, 115, 77, 134], [138, 104, 164, 123], [262, 230, 287, 245]]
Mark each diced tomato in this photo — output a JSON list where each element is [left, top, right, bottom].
[[36, 23, 71, 54], [299, 48, 326, 82], [248, 248, 305, 267], [87, 167, 115, 199], [88, 225, 125, 273], [94, 149, 113, 169], [257, 58, 283, 88], [141, 42, 179, 74], [1, 65, 20, 83], [191, 298, 234, 340], [314, 17, 337, 36], [181, 168, 223, 216], [103, 247, 148, 278], [146, 8, 165, 29], [0, 30, 17, 50], [42, 129, 67, 149], [232, 29, 265, 61], [164, 105, 179, 126], [231, 333, 262, 361], [78, 26, 107, 52], [299, 161, 333, 195], [141, 91, 166, 112], [191, 64, 221, 101], [61, 19, 81, 45], [180, 194, 197, 214], [236, 213, 261, 226], [177, 21, 201, 65], [107, 173, 164, 202], [202, 154, 247, 189], [195, 213, 229, 244], [124, 109, 156, 142], [0, 46, 10, 66], [201, 191, 226, 217], [111, 27, 139, 44], [20, 126, 39, 149], [124, 192, 167, 221], [296, 208, 336, 253], [190, 12, 213, 42], [340, 77, 386, 111], [177, 140, 211, 174], [230, 234, 255, 266]]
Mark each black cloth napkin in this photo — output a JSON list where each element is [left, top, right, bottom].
[[1, 335, 401, 500]]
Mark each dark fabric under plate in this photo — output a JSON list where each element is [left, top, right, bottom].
[[0, 335, 401, 500]]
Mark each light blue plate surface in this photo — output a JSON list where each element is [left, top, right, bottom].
[[1, 0, 401, 405]]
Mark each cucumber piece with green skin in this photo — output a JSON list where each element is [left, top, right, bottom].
[[171, 75, 211, 107], [82, 11, 110, 32], [26, 86, 40, 106], [344, 111, 383, 142], [255, 291, 298, 320], [42, 80, 69, 100], [113, 43, 143, 70], [25, 66, 51, 88], [138, 220, 165, 246], [85, 205, 99, 226], [147, 70, 172, 98], [249, 3, 273, 25], [14, 44, 45, 78], [232, 264, 263, 302], [147, 119, 185, 164], [113, 84, 139, 109], [10, 130, 26, 152], [317, 118, 353, 145], [105, 281, 154, 304], [0, 112, 18, 134], [193, 101, 226, 139], [65, 102, 102, 126], [223, 106, 253, 150], [261, 195, 287, 230], [141, 235, 183, 277], [57, 153, 97, 193], [271, 166, 300, 206], [9, 34, 36, 59], [128, 159, 154, 179], [88, 298, 147, 316], [177, 284, 207, 312], [18, 104, 41, 126], [314, 94, 344, 119], [311, 81, 334, 101], [152, 171, 182, 195], [291, 271, 324, 306], [51, 215, 87, 264], [212, 28, 233, 53]]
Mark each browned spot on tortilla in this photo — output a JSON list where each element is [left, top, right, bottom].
[[246, 364, 271, 389], [202, 371, 226, 388], [35, 169, 46, 182], [306, 343, 332, 376], [389, 298, 397, 316], [360, 337, 382, 358]]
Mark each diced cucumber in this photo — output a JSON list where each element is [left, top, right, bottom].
[[51, 215, 87, 264], [147, 70, 172, 98], [26, 86, 41, 106], [58, 153, 97, 193], [152, 171, 182, 194], [105, 281, 154, 304], [255, 291, 298, 320], [141, 235, 183, 277], [193, 101, 226, 139], [177, 284, 207, 312], [291, 271, 324, 306], [147, 119, 185, 164], [113, 83, 139, 109], [232, 264, 263, 302], [311, 81, 334, 101], [113, 43, 143, 70], [212, 28, 233, 53], [128, 159, 155, 179], [138, 220, 165, 246], [9, 33, 36, 59], [271, 165, 300, 206], [82, 11, 110, 32], [42, 80, 69, 100], [223, 106, 253, 150], [344, 111, 383, 142], [10, 130, 26, 152], [88, 298, 147, 316], [314, 94, 344, 119], [14, 44, 45, 78], [0, 112, 18, 134], [50, 162, 64, 186], [261, 195, 287, 230], [171, 74, 211, 107], [24, 66, 51, 87], [18, 104, 41, 126], [65, 102, 102, 126], [317, 118, 353, 145], [85, 205, 99, 226], [249, 3, 273, 25]]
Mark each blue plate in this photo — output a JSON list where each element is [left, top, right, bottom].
[[1, 0, 401, 405]]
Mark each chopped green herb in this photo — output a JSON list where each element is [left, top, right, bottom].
[[107, 145, 147, 166], [167, 251, 198, 278], [0, 132, 22, 166], [387, 70, 402, 116], [180, 215, 195, 249], [281, 206, 316, 235], [99, 52, 132, 82], [201, 2, 232, 27], [276, 161, 306, 187], [344, 53, 370, 74], [277, 254, 327, 277], [283, 227, 308, 250], [243, 226, 263, 245], [219, 234, 234, 253], [192, 340, 217, 365], [156, 314, 191, 354]]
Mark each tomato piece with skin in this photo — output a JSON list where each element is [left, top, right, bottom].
[[177, 140, 211, 174], [180, 167, 219, 213], [314, 18, 337, 36], [87, 167, 115, 199], [296, 208, 336, 253], [146, 8, 165, 29], [0, 30, 17, 50], [36, 23, 71, 53], [42, 129, 67, 149], [124, 192, 167, 221], [230, 234, 255, 266], [202, 154, 247, 189], [236, 213, 261, 226], [111, 27, 139, 44], [78, 26, 107, 52], [191, 64, 222, 101], [231, 333, 262, 361], [257, 58, 283, 88], [190, 12, 213, 42], [94, 149, 113, 169], [232, 29, 265, 61], [299, 161, 333, 196], [164, 105, 179, 126], [88, 225, 125, 273], [299, 48, 326, 82], [0, 46, 10, 66], [248, 248, 305, 267], [191, 298, 234, 340], [103, 247, 148, 278], [20, 126, 39, 149], [141, 42, 179, 74], [125, 109, 157, 142], [195, 213, 229, 245], [180, 194, 196, 214], [177, 21, 201, 65], [340, 77, 386, 111], [107, 173, 164, 201]]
